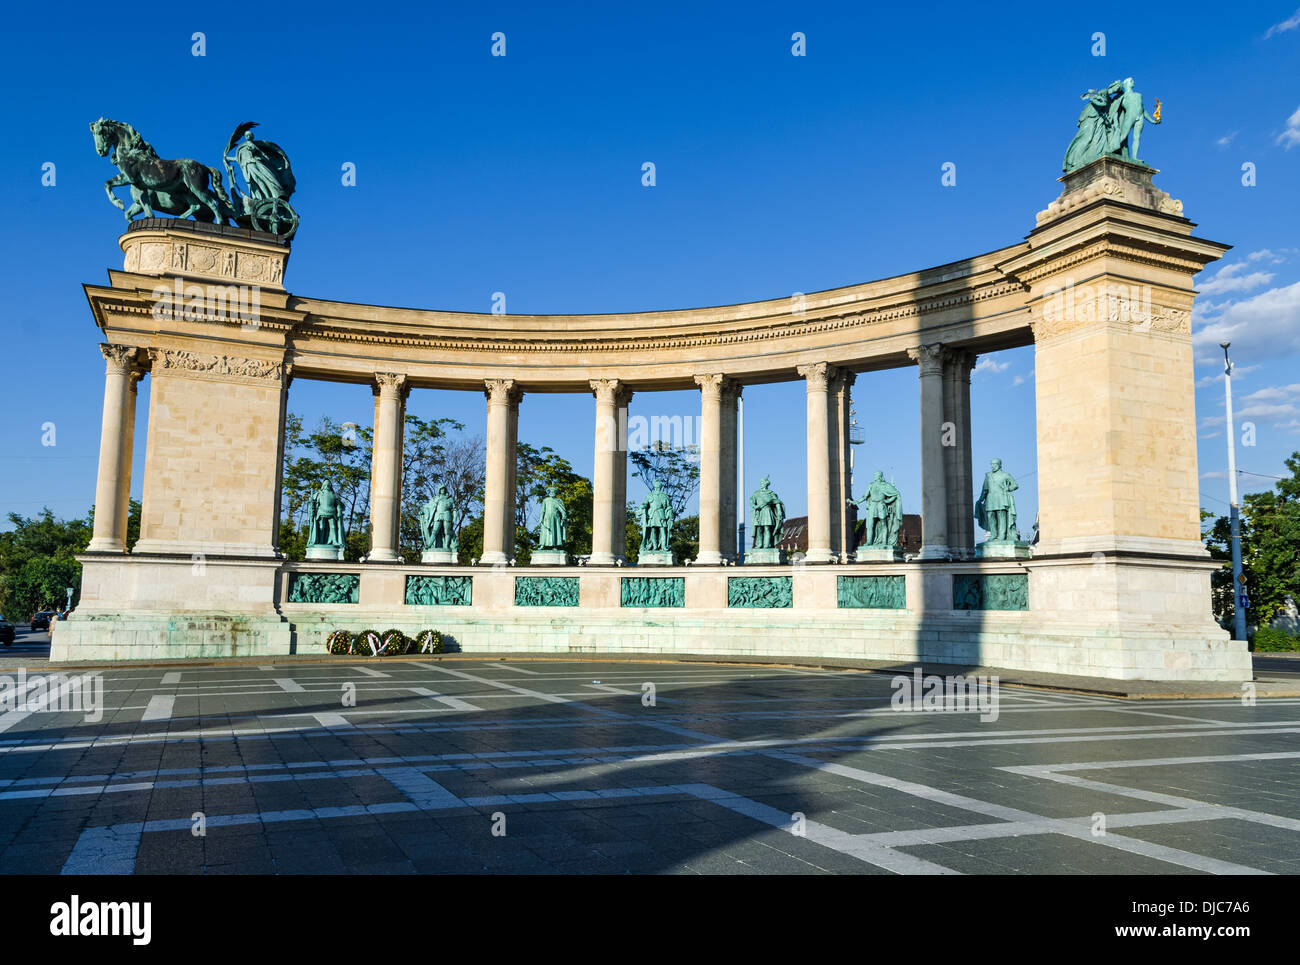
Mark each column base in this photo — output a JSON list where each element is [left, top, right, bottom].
[[478, 551, 510, 565], [85, 538, 125, 554], [694, 551, 723, 565], [802, 548, 834, 564], [915, 545, 952, 560]]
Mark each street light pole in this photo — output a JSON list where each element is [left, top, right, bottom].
[[1222, 342, 1248, 642]]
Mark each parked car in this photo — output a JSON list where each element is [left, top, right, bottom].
[[0, 615, 13, 647], [30, 611, 57, 632]]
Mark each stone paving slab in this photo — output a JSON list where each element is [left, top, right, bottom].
[[4, 649, 1296, 699], [1, 659, 1298, 875]]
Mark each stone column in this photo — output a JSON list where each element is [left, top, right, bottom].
[[367, 373, 408, 562], [481, 379, 520, 564], [831, 370, 856, 561], [614, 386, 632, 561], [797, 362, 835, 564], [590, 379, 632, 565], [908, 345, 951, 559], [694, 374, 726, 565], [270, 365, 294, 555], [720, 381, 742, 562], [943, 350, 976, 558], [87, 344, 142, 553]]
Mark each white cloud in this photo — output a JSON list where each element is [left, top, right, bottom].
[[1192, 278, 1300, 360], [1237, 402, 1300, 420], [1216, 131, 1238, 148], [974, 356, 1010, 375], [1200, 431, 1223, 440], [1278, 104, 1300, 149], [1200, 469, 1229, 479], [1197, 261, 1276, 296], [1265, 6, 1300, 37], [1243, 383, 1300, 402]]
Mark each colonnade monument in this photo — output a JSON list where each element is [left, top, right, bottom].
[[64, 89, 1251, 681]]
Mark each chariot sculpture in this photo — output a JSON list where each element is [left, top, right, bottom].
[[91, 118, 300, 238]]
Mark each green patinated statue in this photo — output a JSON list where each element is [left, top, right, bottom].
[[750, 476, 786, 550], [538, 486, 568, 550], [1062, 77, 1161, 174], [639, 480, 675, 554], [855, 471, 902, 548], [91, 118, 300, 237], [419, 484, 457, 552], [975, 458, 1019, 542], [306, 481, 345, 559]]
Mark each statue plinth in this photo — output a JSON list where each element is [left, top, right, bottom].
[[746, 548, 786, 565], [637, 550, 674, 566], [857, 547, 904, 562], [120, 218, 290, 291], [305, 545, 345, 561], [1038, 156, 1184, 226], [976, 540, 1032, 560], [531, 549, 568, 566], [420, 549, 456, 564]]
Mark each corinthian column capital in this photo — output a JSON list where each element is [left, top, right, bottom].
[[906, 343, 948, 377], [590, 378, 633, 406], [100, 343, 139, 375], [374, 372, 410, 400], [796, 361, 835, 391], [485, 378, 521, 405]]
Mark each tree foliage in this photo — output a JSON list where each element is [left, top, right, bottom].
[[0, 503, 140, 621], [630, 441, 700, 518], [1203, 451, 1300, 629]]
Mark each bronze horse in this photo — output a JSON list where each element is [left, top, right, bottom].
[[91, 118, 236, 223]]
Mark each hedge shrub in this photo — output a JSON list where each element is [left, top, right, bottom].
[[1254, 627, 1300, 652]]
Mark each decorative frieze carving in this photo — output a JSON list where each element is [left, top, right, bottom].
[[620, 577, 685, 608], [514, 576, 579, 607], [837, 575, 906, 609], [149, 348, 285, 382], [952, 573, 1028, 611], [727, 576, 792, 608]]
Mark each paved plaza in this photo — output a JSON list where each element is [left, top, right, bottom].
[[2, 658, 1298, 875]]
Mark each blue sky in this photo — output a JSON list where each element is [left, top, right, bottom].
[[2, 1, 1298, 536]]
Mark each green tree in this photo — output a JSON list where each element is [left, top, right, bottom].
[[630, 441, 700, 518], [280, 413, 374, 561], [0, 506, 116, 620], [1203, 452, 1300, 629]]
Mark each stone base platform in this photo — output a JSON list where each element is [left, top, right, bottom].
[[745, 548, 786, 565], [856, 547, 905, 562], [976, 541, 1032, 559], [55, 554, 1253, 682], [420, 548, 456, 564], [530, 549, 568, 566], [637, 550, 674, 566]]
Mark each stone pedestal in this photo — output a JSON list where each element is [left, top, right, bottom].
[[857, 546, 904, 562], [306, 545, 345, 561], [976, 540, 1032, 560], [746, 548, 786, 565], [531, 549, 568, 566], [420, 549, 456, 564], [637, 550, 674, 566]]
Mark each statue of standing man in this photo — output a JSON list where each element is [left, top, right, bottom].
[[639, 480, 675, 554], [420, 484, 457, 553], [855, 471, 902, 549], [976, 458, 1019, 542], [538, 485, 568, 549], [305, 480, 345, 560], [750, 476, 786, 550]]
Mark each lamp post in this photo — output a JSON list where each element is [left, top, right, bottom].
[[1221, 342, 1248, 642]]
